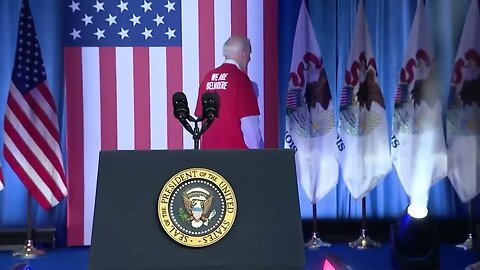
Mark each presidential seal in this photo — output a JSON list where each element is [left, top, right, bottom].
[[157, 168, 237, 248]]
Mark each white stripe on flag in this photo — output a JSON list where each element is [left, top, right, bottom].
[[214, 0, 231, 68], [82, 47, 101, 245], [247, 0, 265, 141], [182, 0, 199, 149], [149, 47, 168, 150], [116, 47, 135, 150]]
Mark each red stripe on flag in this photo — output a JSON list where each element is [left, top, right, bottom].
[[198, 0, 215, 81], [22, 85, 60, 144], [37, 83, 56, 111], [166, 47, 183, 149], [231, 0, 247, 36], [4, 119, 65, 201], [65, 47, 85, 246], [99, 48, 118, 150], [133, 48, 151, 150], [3, 147, 51, 208], [263, 0, 279, 148]]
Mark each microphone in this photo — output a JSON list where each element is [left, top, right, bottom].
[[172, 92, 194, 134], [172, 92, 190, 120], [201, 91, 220, 120], [199, 91, 219, 135]]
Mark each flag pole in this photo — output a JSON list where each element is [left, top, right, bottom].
[[455, 200, 475, 250], [348, 196, 380, 249], [304, 203, 331, 248], [12, 192, 45, 258]]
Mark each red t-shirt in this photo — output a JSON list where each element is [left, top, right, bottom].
[[195, 63, 260, 149]]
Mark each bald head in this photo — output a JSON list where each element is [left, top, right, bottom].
[[222, 36, 251, 72]]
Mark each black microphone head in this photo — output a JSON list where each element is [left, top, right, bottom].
[[173, 92, 187, 104], [202, 91, 220, 119], [172, 92, 190, 120], [202, 91, 219, 103]]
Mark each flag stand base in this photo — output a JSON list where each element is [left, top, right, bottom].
[[455, 233, 473, 250], [12, 239, 45, 258], [12, 194, 47, 258], [305, 232, 331, 249], [456, 202, 475, 251], [348, 229, 380, 249]]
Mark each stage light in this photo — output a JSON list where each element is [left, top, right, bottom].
[[406, 203, 428, 219], [391, 209, 439, 270]]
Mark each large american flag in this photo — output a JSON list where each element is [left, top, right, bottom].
[[3, 0, 67, 209], [64, 0, 278, 246]]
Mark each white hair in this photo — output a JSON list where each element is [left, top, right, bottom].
[[222, 36, 251, 59]]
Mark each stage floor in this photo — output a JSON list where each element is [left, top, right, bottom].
[[0, 244, 478, 270]]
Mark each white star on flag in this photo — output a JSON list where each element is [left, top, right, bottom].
[[129, 14, 141, 26], [118, 27, 129, 39], [164, 27, 175, 39], [141, 27, 153, 39], [70, 28, 81, 40], [105, 14, 117, 26], [93, 1, 104, 12], [141, 0, 152, 12], [153, 14, 164, 26], [164, 1, 175, 13], [94, 28, 105, 40], [117, 0, 129, 12], [81, 14, 93, 26], [69, 0, 80, 12]]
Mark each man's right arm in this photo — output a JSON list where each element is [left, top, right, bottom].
[[240, 115, 264, 149]]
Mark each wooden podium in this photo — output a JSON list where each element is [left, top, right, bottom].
[[89, 149, 304, 270]]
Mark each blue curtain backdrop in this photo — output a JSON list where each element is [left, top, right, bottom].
[[0, 0, 478, 245]]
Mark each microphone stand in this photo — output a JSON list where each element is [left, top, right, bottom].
[[185, 116, 214, 150], [192, 117, 201, 150], [172, 91, 218, 149]]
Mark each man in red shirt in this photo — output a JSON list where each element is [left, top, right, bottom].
[[195, 36, 263, 149]]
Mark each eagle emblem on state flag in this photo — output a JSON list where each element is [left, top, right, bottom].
[[394, 49, 437, 134], [286, 52, 335, 137], [339, 52, 384, 136], [447, 49, 480, 135]]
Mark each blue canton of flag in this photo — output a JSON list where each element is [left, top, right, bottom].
[[64, 0, 182, 47], [12, 8, 47, 93]]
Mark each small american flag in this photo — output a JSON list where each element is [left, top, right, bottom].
[[340, 86, 354, 107], [286, 88, 302, 109], [3, 0, 67, 208], [395, 83, 409, 105]]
